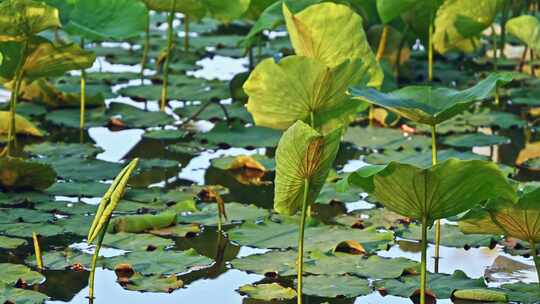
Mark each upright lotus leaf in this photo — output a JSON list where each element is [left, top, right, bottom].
[[507, 15, 540, 54], [274, 121, 341, 215], [345, 159, 515, 223], [344, 158, 515, 304], [376, 0, 416, 24], [0, 111, 43, 137], [350, 72, 514, 126], [283, 2, 382, 87], [244, 56, 364, 133], [64, 0, 148, 41], [459, 184, 540, 284], [143, 0, 249, 21], [0, 37, 95, 82], [433, 0, 504, 54], [0, 0, 60, 41]]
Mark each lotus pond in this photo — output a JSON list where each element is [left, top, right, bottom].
[[1, 0, 540, 303]]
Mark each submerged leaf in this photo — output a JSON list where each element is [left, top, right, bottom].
[[274, 121, 341, 215]]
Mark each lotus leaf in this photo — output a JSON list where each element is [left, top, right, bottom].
[[300, 274, 371, 298], [0, 0, 60, 41], [2, 263, 44, 286], [0, 111, 43, 137], [143, 0, 250, 21], [507, 15, 540, 54], [0, 158, 56, 190], [239, 283, 297, 301], [0, 235, 27, 249], [0, 283, 48, 304], [121, 273, 183, 293]]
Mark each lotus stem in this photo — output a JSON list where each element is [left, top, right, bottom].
[[431, 125, 441, 273], [184, 15, 189, 52], [518, 46, 529, 72], [160, 0, 177, 112], [140, 11, 150, 82], [297, 178, 310, 304], [88, 217, 111, 301], [428, 14, 434, 82], [5, 41, 28, 157], [309, 111, 315, 128], [500, 1, 508, 58], [32, 232, 43, 271], [420, 216, 429, 304], [376, 25, 389, 61], [80, 38, 87, 132], [530, 239, 540, 287], [491, 26, 498, 72]]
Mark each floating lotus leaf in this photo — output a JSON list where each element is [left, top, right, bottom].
[[238, 283, 296, 301], [104, 249, 213, 275], [499, 282, 540, 304], [344, 159, 515, 223], [0, 283, 48, 304], [108, 102, 175, 128], [507, 15, 540, 54], [452, 289, 508, 302], [0, 208, 54, 224], [442, 133, 510, 148], [36, 157, 122, 182], [350, 73, 514, 126], [102, 232, 174, 251], [300, 274, 371, 298], [374, 270, 485, 299], [64, 0, 148, 41], [0, 235, 27, 249], [0, 111, 43, 137], [334, 208, 407, 230], [0, 222, 63, 238], [26, 249, 95, 270], [344, 126, 431, 151], [0, 0, 60, 41], [244, 56, 363, 132], [121, 273, 183, 293], [399, 223, 501, 248], [283, 2, 382, 87], [45, 181, 108, 197], [228, 216, 393, 252], [196, 121, 282, 148], [0, 158, 56, 191], [177, 202, 268, 226], [365, 148, 487, 167], [211, 155, 274, 171], [433, 0, 504, 54], [274, 121, 341, 215], [109, 211, 177, 234], [143, 0, 250, 21], [232, 250, 418, 279], [2, 263, 44, 286]]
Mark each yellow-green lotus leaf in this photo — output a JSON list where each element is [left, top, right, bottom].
[[274, 121, 342, 215], [0, 0, 61, 41], [283, 2, 382, 87], [244, 55, 364, 133], [143, 0, 249, 21], [0, 111, 43, 138], [507, 15, 540, 54]]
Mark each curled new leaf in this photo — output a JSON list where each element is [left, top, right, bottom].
[[87, 158, 139, 243], [344, 159, 516, 224], [283, 2, 382, 87], [244, 56, 364, 133], [274, 121, 341, 215]]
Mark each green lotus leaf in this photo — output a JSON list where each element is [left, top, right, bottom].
[[228, 216, 393, 252], [121, 273, 183, 293], [64, 0, 148, 41], [0, 222, 64, 238], [283, 2, 382, 87], [0, 208, 54, 224], [433, 0, 504, 54], [344, 159, 516, 223], [442, 133, 510, 148], [459, 185, 540, 243], [0, 283, 48, 304], [350, 73, 514, 126], [0, 158, 56, 191], [143, 0, 249, 21], [103, 249, 213, 275], [401, 0, 444, 43], [398, 223, 501, 248], [300, 274, 371, 298], [0, 37, 95, 82], [109, 211, 177, 234], [177, 202, 269, 226], [26, 249, 95, 270], [0, 0, 60, 41], [374, 270, 485, 299], [343, 126, 431, 151], [274, 121, 341, 215], [0, 235, 27, 249], [0, 111, 43, 137], [499, 282, 540, 304], [507, 15, 540, 54], [244, 56, 363, 132], [26, 142, 102, 159], [238, 283, 297, 301], [376, 0, 416, 24], [452, 289, 508, 302], [364, 148, 487, 168], [101, 232, 174, 251], [1, 263, 44, 286], [242, 0, 280, 20]]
